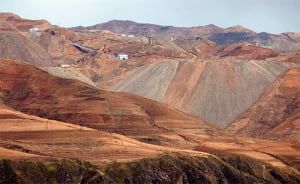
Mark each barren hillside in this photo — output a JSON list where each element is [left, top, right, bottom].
[[71, 20, 300, 51], [0, 13, 51, 34], [0, 21, 54, 67], [1, 58, 300, 170], [1, 12, 300, 182], [0, 58, 222, 149], [229, 68, 300, 143], [112, 59, 296, 128]]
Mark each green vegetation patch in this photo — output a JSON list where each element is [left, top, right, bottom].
[[0, 159, 112, 184], [104, 153, 300, 184], [0, 159, 18, 184], [1, 154, 300, 184]]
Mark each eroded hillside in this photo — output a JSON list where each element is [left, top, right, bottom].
[[0, 13, 300, 180], [229, 68, 300, 143], [112, 59, 296, 128], [0, 58, 221, 149]]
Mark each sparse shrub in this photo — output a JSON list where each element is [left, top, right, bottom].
[[47, 164, 58, 184], [104, 153, 300, 184], [20, 160, 49, 184], [0, 159, 111, 184], [1, 154, 300, 184]]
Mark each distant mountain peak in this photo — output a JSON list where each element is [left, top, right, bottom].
[[227, 25, 254, 32], [232, 25, 246, 29], [205, 24, 219, 28], [106, 19, 137, 24]]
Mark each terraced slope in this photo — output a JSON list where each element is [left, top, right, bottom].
[[0, 104, 209, 168], [1, 58, 299, 170], [112, 59, 296, 127], [0, 58, 221, 148]]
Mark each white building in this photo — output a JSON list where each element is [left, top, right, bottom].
[[60, 64, 70, 68], [29, 27, 40, 32], [118, 54, 129, 61]]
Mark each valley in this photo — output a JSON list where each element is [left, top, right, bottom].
[[0, 12, 299, 183]]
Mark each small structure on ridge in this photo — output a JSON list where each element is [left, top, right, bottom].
[[118, 53, 128, 61]]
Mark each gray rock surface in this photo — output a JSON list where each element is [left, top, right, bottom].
[[189, 60, 293, 127], [0, 30, 54, 67], [112, 60, 179, 101], [111, 60, 296, 127], [40, 67, 95, 86]]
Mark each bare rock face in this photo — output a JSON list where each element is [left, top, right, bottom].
[[112, 59, 295, 128], [229, 68, 300, 143]]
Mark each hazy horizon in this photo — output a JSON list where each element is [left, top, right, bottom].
[[1, 0, 299, 34]]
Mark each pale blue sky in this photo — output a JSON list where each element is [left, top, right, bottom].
[[0, 0, 299, 34]]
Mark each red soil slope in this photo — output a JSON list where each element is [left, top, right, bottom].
[[0, 58, 221, 148], [0, 104, 210, 167], [0, 13, 51, 33], [1, 58, 299, 169]]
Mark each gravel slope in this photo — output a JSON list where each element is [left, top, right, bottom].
[[112, 60, 296, 127]]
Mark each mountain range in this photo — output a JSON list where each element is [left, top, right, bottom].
[[0, 12, 300, 183], [71, 20, 300, 51]]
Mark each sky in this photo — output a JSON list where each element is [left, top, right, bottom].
[[0, 0, 299, 34]]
